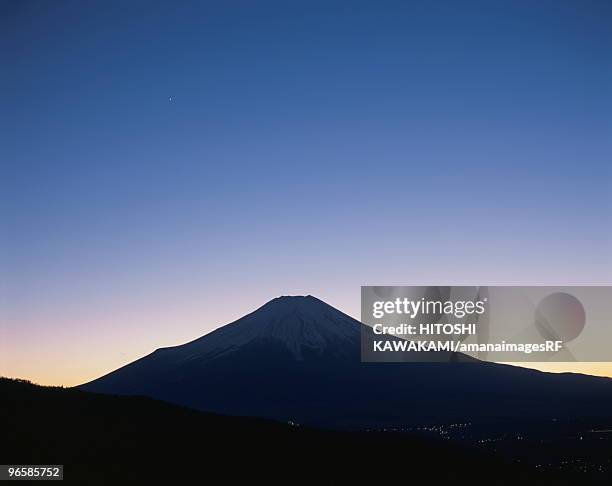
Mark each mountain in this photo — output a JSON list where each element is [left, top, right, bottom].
[[3, 377, 580, 485], [81, 295, 612, 429]]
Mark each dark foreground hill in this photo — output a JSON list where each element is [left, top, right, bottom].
[[0, 377, 590, 485]]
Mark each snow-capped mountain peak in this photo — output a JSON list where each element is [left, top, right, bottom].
[[156, 295, 361, 363]]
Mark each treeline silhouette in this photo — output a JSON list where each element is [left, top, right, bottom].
[[0, 377, 586, 485]]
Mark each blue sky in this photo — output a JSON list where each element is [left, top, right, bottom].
[[1, 0, 611, 384]]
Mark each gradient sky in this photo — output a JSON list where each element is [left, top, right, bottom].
[[1, 0, 611, 386]]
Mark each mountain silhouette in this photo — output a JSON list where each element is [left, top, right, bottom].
[[6, 377, 586, 485], [81, 295, 612, 429]]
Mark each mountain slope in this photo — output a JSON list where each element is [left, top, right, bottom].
[[4, 377, 584, 485], [81, 295, 612, 429]]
